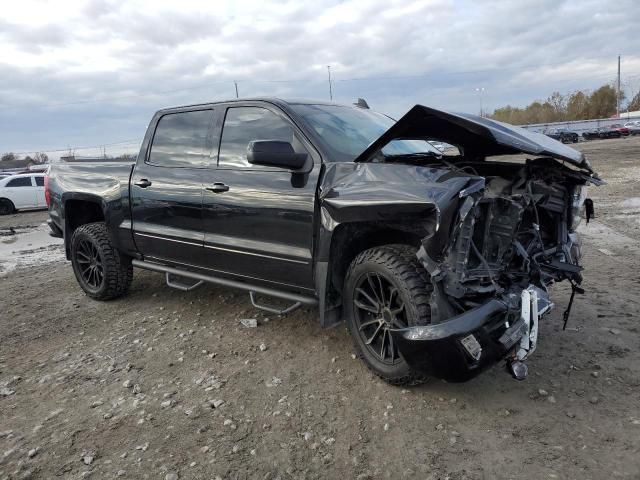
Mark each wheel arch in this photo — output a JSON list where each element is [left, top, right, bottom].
[[316, 220, 432, 328], [62, 193, 107, 259]]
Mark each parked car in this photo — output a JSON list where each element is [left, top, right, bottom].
[[0, 172, 47, 215], [609, 124, 630, 136], [545, 128, 579, 143], [46, 99, 601, 385], [582, 127, 621, 140], [623, 121, 640, 135]]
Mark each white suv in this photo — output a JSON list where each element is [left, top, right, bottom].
[[0, 173, 47, 215]]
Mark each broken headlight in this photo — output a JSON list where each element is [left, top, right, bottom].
[[569, 185, 588, 231]]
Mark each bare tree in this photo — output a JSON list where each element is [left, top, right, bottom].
[[33, 152, 49, 164]]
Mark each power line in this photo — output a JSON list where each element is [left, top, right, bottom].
[[10, 138, 141, 156]]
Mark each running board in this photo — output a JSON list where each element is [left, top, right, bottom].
[[132, 259, 318, 307]]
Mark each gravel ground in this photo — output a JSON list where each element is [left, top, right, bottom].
[[1, 137, 639, 480]]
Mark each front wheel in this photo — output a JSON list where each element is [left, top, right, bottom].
[[344, 245, 432, 386], [70, 222, 133, 300]]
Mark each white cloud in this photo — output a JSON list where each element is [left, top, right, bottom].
[[0, 0, 639, 154]]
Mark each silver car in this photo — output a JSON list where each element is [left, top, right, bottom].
[[623, 121, 640, 135]]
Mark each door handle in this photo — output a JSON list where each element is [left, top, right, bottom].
[[206, 182, 230, 193], [134, 179, 152, 188]]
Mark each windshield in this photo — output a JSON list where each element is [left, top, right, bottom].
[[290, 104, 441, 162]]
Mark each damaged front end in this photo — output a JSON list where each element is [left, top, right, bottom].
[[352, 105, 603, 382]]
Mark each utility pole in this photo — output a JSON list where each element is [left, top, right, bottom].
[[327, 65, 333, 101], [234, 81, 239, 99], [475, 87, 485, 117], [616, 55, 621, 118]]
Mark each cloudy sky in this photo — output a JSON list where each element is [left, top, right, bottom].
[[1, 0, 639, 158]]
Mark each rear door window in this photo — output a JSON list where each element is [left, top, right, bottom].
[[218, 107, 295, 169], [148, 109, 214, 168], [6, 177, 32, 187], [34, 176, 44, 186]]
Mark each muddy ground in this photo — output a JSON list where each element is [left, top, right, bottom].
[[1, 137, 639, 480]]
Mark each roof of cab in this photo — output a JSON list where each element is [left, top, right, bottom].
[[156, 97, 354, 114]]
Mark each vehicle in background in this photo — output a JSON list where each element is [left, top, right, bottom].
[[545, 128, 579, 143], [623, 121, 640, 135], [0, 173, 47, 215], [582, 127, 621, 140], [47, 99, 601, 385], [609, 124, 630, 136]]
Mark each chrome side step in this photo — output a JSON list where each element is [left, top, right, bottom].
[[249, 291, 302, 315], [132, 259, 318, 307], [165, 272, 204, 291]]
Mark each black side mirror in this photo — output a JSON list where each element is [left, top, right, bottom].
[[247, 141, 307, 170]]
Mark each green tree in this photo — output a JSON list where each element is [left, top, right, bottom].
[[588, 85, 621, 118], [566, 91, 589, 120], [490, 83, 629, 124], [547, 91, 567, 121]]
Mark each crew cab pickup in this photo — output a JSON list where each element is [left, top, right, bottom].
[[47, 99, 602, 385]]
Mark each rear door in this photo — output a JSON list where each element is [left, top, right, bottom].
[[33, 175, 46, 206], [200, 103, 319, 291], [4, 176, 37, 208], [131, 107, 215, 266]]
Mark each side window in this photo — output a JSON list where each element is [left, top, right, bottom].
[[34, 176, 45, 187], [6, 177, 32, 187], [148, 110, 213, 167], [218, 107, 295, 169]]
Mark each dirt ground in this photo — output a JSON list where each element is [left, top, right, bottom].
[[1, 137, 639, 480]]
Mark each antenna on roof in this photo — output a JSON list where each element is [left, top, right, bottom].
[[354, 98, 370, 109]]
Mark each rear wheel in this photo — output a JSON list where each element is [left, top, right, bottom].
[[0, 199, 15, 215], [344, 244, 432, 386], [70, 222, 133, 300]]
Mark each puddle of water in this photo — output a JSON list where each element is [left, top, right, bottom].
[[620, 197, 640, 209], [0, 223, 65, 276]]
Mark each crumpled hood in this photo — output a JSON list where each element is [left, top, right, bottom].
[[354, 105, 594, 173]]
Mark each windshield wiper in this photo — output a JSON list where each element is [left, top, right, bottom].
[[384, 152, 443, 160], [384, 152, 442, 161]]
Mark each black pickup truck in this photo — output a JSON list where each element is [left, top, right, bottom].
[[47, 99, 601, 385]]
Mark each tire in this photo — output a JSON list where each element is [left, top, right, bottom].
[[70, 222, 133, 300], [344, 244, 432, 386], [0, 199, 15, 215]]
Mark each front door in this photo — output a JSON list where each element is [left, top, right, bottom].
[[5, 176, 37, 208], [200, 104, 319, 291], [131, 108, 215, 266]]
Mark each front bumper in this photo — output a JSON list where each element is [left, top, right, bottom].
[[47, 218, 63, 238], [391, 287, 551, 382]]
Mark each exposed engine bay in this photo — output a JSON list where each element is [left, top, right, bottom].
[[421, 158, 590, 323], [400, 157, 598, 381]]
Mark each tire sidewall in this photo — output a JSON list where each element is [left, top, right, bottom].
[[344, 258, 419, 380], [0, 200, 14, 215]]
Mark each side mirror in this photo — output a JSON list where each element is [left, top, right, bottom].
[[247, 141, 307, 170]]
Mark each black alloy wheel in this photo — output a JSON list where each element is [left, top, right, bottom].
[[352, 271, 408, 365], [75, 238, 105, 291]]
